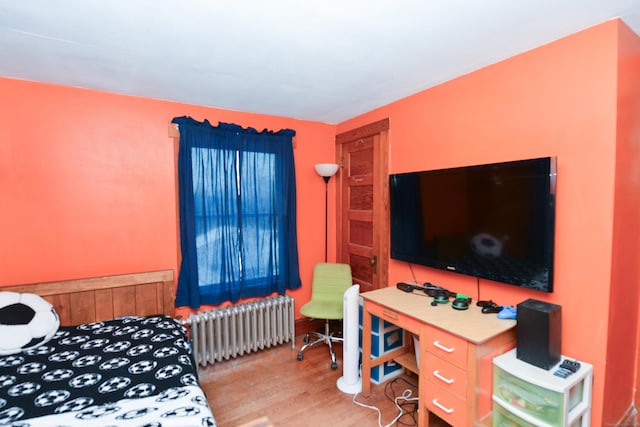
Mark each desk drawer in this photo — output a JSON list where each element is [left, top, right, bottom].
[[366, 302, 422, 334], [425, 352, 467, 399], [425, 384, 467, 427], [424, 325, 468, 368]]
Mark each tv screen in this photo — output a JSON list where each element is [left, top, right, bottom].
[[389, 157, 556, 292]]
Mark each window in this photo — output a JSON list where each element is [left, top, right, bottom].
[[173, 117, 301, 308]]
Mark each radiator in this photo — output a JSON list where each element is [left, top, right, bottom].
[[184, 295, 295, 367]]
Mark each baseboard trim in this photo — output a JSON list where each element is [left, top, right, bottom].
[[295, 318, 324, 337], [295, 318, 344, 337]]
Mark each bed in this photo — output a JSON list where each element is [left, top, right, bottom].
[[0, 270, 217, 427]]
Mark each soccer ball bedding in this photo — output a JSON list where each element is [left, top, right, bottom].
[[0, 292, 216, 427]]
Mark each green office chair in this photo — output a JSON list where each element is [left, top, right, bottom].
[[297, 262, 353, 369]]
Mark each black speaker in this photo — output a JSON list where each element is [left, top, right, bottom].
[[516, 298, 561, 370]]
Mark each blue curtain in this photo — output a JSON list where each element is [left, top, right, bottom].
[[172, 116, 301, 308]]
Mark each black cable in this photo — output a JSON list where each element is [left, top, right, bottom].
[[384, 377, 419, 426], [408, 262, 418, 284]]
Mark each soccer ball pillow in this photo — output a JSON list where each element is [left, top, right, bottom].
[[0, 292, 60, 355]]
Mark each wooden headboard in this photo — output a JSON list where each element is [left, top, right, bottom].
[[1, 270, 175, 326]]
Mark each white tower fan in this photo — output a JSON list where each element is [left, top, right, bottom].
[[337, 284, 362, 394]]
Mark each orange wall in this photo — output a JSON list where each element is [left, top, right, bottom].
[[338, 20, 638, 426], [0, 78, 337, 317]]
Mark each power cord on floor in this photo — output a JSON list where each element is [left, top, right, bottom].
[[384, 377, 419, 426], [351, 377, 419, 427]]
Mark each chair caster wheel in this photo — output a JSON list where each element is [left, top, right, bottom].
[[331, 362, 338, 370], [303, 335, 310, 343], [297, 352, 303, 361]]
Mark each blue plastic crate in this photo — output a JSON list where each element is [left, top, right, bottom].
[[359, 327, 404, 357], [358, 298, 402, 334], [370, 360, 404, 384]]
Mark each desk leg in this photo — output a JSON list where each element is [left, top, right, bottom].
[[417, 331, 428, 427], [361, 302, 372, 396]]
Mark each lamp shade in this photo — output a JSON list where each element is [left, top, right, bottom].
[[315, 163, 339, 177]]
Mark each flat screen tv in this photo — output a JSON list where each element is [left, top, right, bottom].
[[389, 157, 556, 292]]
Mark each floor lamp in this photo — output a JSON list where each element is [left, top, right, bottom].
[[315, 163, 339, 262]]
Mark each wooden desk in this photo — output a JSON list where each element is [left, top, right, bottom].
[[361, 287, 516, 427]]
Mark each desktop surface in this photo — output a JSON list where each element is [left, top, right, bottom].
[[360, 286, 516, 344]]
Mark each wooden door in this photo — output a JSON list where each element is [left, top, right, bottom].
[[336, 119, 389, 293]]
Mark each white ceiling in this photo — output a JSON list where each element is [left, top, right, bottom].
[[1, 1, 639, 124]]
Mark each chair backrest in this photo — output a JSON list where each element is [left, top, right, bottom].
[[310, 263, 353, 303]]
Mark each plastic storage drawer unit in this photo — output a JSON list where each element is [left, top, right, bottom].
[[492, 349, 592, 427]]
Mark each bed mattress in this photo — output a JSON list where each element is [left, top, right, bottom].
[[0, 315, 216, 426]]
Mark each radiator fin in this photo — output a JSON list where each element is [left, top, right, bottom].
[[185, 295, 295, 367]]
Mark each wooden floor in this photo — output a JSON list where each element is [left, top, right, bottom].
[[198, 336, 450, 427]]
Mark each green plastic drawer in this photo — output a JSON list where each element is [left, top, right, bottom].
[[493, 365, 573, 425], [493, 399, 585, 427], [493, 401, 537, 427]]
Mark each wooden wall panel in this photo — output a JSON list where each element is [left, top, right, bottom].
[[1, 270, 174, 326], [162, 280, 174, 314], [46, 294, 71, 326], [113, 286, 136, 318], [95, 289, 114, 321], [134, 283, 156, 316], [69, 291, 96, 325]]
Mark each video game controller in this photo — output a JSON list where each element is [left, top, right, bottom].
[[477, 300, 501, 313], [497, 306, 517, 320], [482, 303, 501, 314]]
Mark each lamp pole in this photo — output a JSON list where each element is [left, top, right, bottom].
[[314, 163, 339, 263], [323, 175, 330, 262]]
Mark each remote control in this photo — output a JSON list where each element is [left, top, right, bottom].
[[559, 359, 581, 373], [553, 368, 571, 378]]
